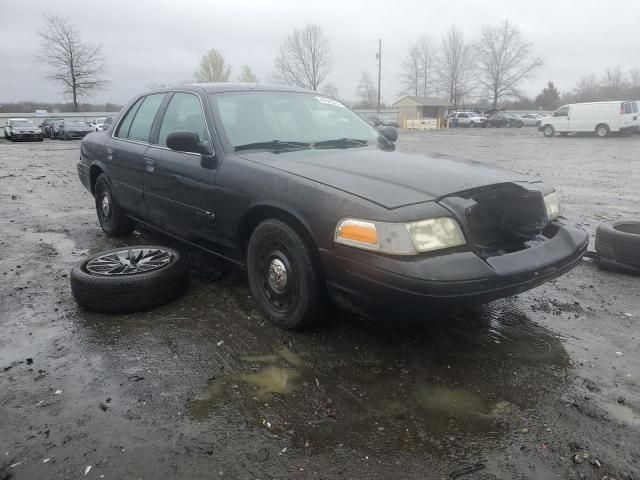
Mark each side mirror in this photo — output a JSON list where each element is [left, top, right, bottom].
[[380, 126, 398, 143], [166, 131, 211, 155]]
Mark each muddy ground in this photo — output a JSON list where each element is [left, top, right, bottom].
[[0, 128, 638, 479]]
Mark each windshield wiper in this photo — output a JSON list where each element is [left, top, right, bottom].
[[235, 140, 310, 152], [313, 138, 369, 149]]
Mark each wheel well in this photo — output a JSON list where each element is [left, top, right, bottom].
[[89, 166, 103, 194], [595, 123, 609, 130], [238, 206, 316, 258]]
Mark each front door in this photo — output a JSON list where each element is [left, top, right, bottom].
[[143, 92, 217, 245], [552, 106, 570, 132]]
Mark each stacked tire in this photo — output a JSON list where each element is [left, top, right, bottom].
[[595, 221, 640, 275]]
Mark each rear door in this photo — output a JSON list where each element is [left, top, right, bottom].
[[106, 93, 167, 218], [142, 91, 217, 244], [621, 102, 635, 131]]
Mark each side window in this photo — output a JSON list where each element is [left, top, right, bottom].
[[623, 102, 633, 114], [459, 113, 468, 118], [127, 93, 166, 142], [633, 103, 639, 113], [115, 97, 143, 138], [553, 107, 569, 117], [157, 93, 208, 146]]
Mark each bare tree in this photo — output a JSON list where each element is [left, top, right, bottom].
[[194, 49, 232, 82], [573, 74, 600, 102], [37, 15, 107, 112], [629, 68, 640, 89], [435, 27, 475, 108], [356, 71, 378, 108], [401, 45, 421, 96], [237, 65, 259, 83], [321, 82, 339, 99], [601, 66, 627, 92], [273, 24, 331, 91], [475, 20, 543, 109], [401, 38, 435, 97]]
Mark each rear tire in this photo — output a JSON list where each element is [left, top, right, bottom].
[[247, 219, 325, 329], [595, 124, 610, 138], [543, 125, 555, 137], [94, 174, 136, 237]]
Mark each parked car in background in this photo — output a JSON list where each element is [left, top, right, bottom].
[[364, 113, 399, 128], [40, 118, 63, 138], [99, 116, 113, 131], [520, 113, 544, 127], [77, 83, 587, 329], [58, 120, 93, 140], [539, 101, 637, 137], [485, 112, 523, 128], [90, 118, 107, 131], [50, 119, 65, 139], [450, 112, 486, 128], [4, 118, 27, 139], [3, 118, 43, 141]]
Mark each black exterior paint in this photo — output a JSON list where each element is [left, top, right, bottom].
[[78, 83, 588, 317]]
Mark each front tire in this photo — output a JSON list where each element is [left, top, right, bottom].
[[543, 125, 555, 137], [94, 174, 136, 237], [247, 219, 324, 329]]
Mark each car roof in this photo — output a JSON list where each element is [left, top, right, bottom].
[[154, 82, 315, 95]]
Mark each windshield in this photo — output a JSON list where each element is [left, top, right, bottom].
[[12, 120, 35, 127], [209, 91, 381, 151]]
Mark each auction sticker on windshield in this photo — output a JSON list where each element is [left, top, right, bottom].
[[316, 96, 345, 108]]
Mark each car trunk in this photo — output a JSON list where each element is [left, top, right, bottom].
[[439, 183, 549, 259]]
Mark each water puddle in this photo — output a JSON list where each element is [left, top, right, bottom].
[[189, 377, 229, 419], [239, 366, 301, 396], [604, 401, 640, 426], [415, 385, 492, 416]]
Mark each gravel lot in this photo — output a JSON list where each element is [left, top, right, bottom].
[[1, 129, 639, 479]]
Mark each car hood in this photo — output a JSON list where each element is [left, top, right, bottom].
[[65, 126, 92, 131], [13, 126, 37, 131], [238, 147, 536, 209]]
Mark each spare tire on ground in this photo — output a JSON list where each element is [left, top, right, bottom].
[[595, 221, 640, 268], [71, 246, 189, 313]]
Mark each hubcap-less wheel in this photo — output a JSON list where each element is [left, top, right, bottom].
[[544, 125, 554, 137], [258, 241, 298, 312], [86, 248, 173, 275], [101, 194, 111, 220]]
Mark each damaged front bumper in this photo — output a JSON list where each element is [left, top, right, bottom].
[[321, 218, 588, 319]]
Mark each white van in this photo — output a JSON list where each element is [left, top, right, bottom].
[[539, 101, 637, 137]]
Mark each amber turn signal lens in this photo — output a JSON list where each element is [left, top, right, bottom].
[[339, 223, 379, 244]]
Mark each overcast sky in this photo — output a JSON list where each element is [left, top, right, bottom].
[[1, 0, 638, 106]]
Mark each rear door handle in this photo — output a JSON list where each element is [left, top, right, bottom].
[[144, 157, 156, 173]]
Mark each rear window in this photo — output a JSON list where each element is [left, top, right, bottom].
[[623, 102, 633, 114]]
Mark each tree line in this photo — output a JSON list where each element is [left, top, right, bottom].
[[31, 16, 640, 113]]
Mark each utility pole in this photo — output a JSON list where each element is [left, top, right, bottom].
[[376, 38, 382, 114]]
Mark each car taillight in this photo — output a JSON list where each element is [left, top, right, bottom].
[[620, 104, 625, 114]]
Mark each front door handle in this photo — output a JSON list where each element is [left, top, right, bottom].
[[144, 157, 156, 173]]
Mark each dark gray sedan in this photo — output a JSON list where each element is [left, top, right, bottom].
[[59, 120, 93, 140], [78, 83, 588, 329]]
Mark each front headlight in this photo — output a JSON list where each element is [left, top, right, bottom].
[[35, 128, 42, 134], [544, 192, 561, 220], [335, 217, 466, 255]]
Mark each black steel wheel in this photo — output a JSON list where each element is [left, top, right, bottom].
[[71, 246, 190, 313], [94, 174, 136, 237], [247, 219, 325, 329]]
